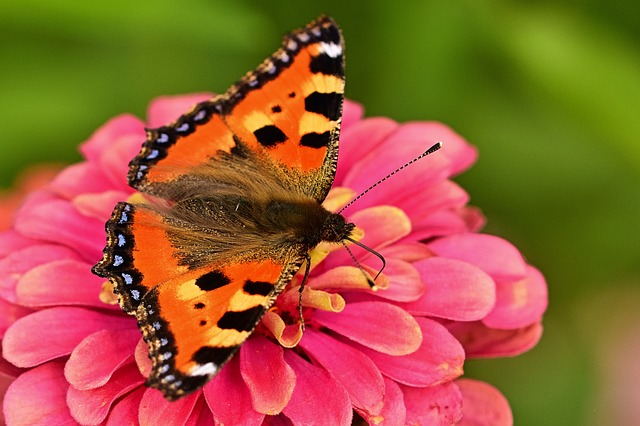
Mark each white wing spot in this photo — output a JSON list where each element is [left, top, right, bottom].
[[121, 273, 133, 285], [320, 42, 342, 58], [113, 255, 123, 266], [190, 363, 218, 377]]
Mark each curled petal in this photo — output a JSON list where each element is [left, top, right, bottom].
[[404, 257, 496, 321], [67, 363, 145, 425], [300, 329, 385, 417], [65, 328, 140, 390], [309, 266, 376, 292], [457, 379, 513, 426], [261, 311, 303, 348], [483, 265, 548, 329], [240, 335, 296, 415], [146, 93, 213, 128], [322, 187, 356, 212], [448, 321, 543, 358], [358, 317, 464, 387], [402, 381, 463, 425], [203, 356, 264, 425], [281, 286, 345, 312], [313, 301, 422, 356], [3, 361, 74, 425], [16, 259, 112, 309], [428, 233, 527, 283], [282, 350, 352, 425], [3, 307, 133, 368]]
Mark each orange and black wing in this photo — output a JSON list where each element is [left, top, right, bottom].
[[138, 258, 303, 401], [128, 15, 344, 202]]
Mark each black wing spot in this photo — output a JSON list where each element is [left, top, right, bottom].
[[195, 270, 231, 291], [309, 53, 343, 76], [192, 345, 239, 365], [288, 92, 296, 98], [300, 131, 330, 149], [271, 105, 282, 113], [194, 302, 205, 309], [253, 125, 288, 147], [304, 92, 341, 120], [217, 306, 266, 332], [243, 280, 274, 296], [199, 320, 207, 326]]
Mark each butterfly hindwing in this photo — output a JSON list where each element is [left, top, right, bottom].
[[138, 258, 303, 401]]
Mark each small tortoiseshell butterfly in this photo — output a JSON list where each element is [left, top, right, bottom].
[[93, 16, 355, 401]]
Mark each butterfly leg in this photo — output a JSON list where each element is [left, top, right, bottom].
[[297, 253, 313, 331]]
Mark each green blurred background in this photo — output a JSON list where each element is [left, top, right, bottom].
[[1, 1, 639, 424]]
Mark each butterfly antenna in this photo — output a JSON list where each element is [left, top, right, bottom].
[[342, 237, 385, 290], [297, 254, 312, 331], [338, 142, 442, 214]]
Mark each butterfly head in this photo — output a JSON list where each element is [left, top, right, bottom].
[[320, 212, 355, 243]]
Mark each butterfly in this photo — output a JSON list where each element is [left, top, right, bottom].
[[92, 16, 356, 401]]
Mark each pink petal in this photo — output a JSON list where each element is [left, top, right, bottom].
[[428, 234, 527, 283], [371, 378, 406, 425], [3, 307, 133, 368], [325, 206, 412, 270], [80, 114, 145, 164], [404, 209, 474, 242], [0, 298, 31, 338], [106, 387, 145, 426], [13, 199, 105, 263], [67, 362, 145, 425], [0, 371, 14, 424], [240, 335, 296, 415], [99, 133, 147, 190], [335, 117, 399, 185], [281, 350, 352, 425], [401, 122, 478, 175], [371, 259, 424, 302], [0, 244, 82, 303], [65, 328, 140, 390], [0, 229, 37, 258], [342, 146, 451, 213], [72, 190, 130, 221], [299, 329, 384, 417], [340, 99, 365, 132], [138, 388, 200, 426], [447, 321, 543, 358], [402, 257, 496, 321], [483, 266, 548, 329], [400, 180, 469, 227], [313, 301, 421, 356], [16, 259, 113, 309], [147, 93, 213, 127], [457, 379, 513, 426], [380, 242, 434, 263], [358, 317, 464, 387], [204, 356, 264, 425], [402, 381, 463, 425], [3, 361, 74, 425], [50, 162, 116, 198]]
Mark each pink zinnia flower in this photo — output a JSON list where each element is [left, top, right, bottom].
[[0, 94, 547, 425]]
